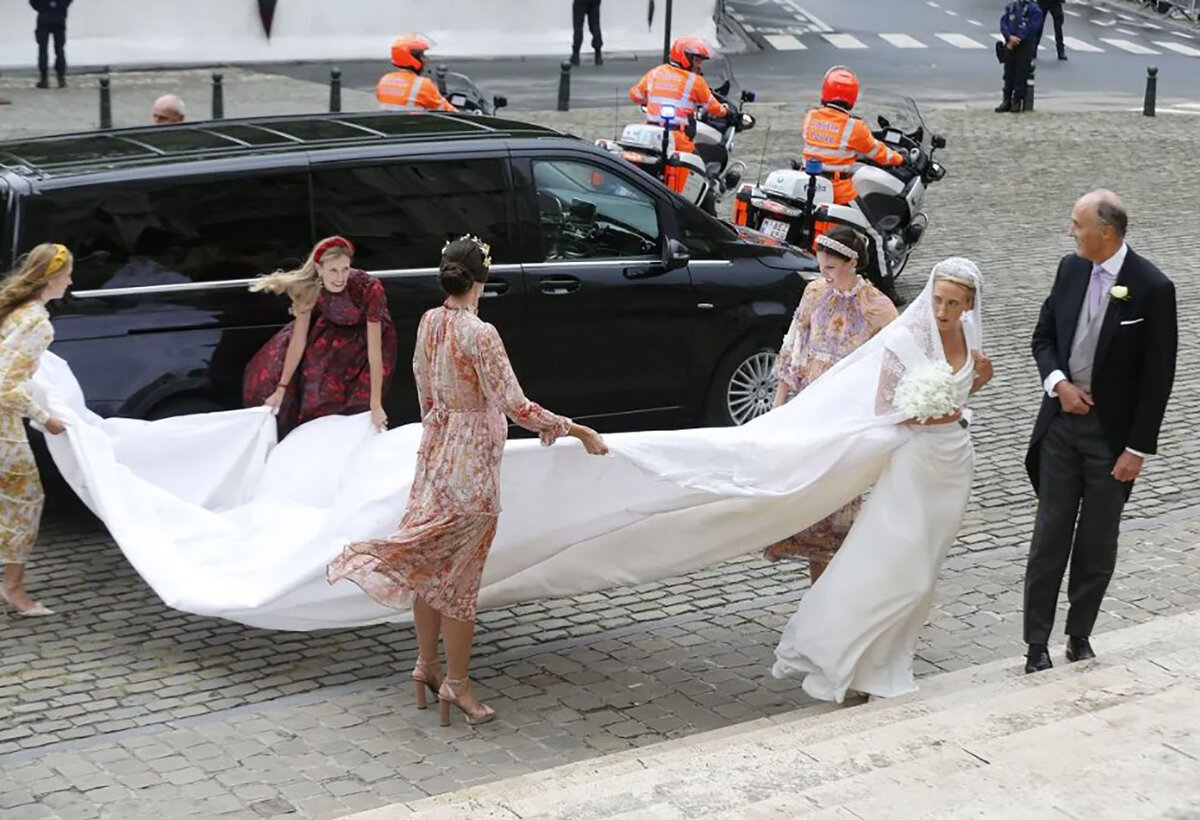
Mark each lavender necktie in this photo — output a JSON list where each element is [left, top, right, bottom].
[[1086, 263, 1107, 321]]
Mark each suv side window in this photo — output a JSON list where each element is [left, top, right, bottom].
[[20, 173, 313, 291], [532, 159, 660, 261], [311, 158, 511, 270]]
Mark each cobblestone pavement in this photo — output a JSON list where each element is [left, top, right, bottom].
[[2, 99, 1199, 818]]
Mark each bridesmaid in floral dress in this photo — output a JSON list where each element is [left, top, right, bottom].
[[328, 236, 608, 726], [1, 244, 72, 616], [243, 236, 398, 437], [764, 227, 899, 582]]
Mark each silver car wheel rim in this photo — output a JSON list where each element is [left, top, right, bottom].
[[726, 351, 778, 426]]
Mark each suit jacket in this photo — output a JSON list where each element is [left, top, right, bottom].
[[1026, 248, 1177, 490]]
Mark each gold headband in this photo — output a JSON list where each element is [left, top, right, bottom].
[[45, 244, 70, 277]]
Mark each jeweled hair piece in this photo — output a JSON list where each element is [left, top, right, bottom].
[[443, 234, 493, 271]]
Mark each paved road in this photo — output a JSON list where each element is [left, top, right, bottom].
[[248, 0, 1200, 113], [2, 102, 1199, 819]]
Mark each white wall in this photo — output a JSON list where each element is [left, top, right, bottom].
[[1, 0, 717, 68]]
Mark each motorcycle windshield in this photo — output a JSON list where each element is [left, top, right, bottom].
[[441, 71, 488, 112], [704, 56, 741, 105], [858, 95, 928, 149]]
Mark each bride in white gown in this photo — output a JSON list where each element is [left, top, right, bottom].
[[772, 258, 991, 702]]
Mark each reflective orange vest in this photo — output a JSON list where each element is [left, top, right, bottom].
[[376, 70, 457, 112], [629, 63, 727, 153], [802, 105, 903, 203]]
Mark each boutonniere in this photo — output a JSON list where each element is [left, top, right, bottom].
[[1109, 285, 1131, 302]]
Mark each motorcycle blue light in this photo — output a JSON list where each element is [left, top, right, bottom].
[[661, 105, 677, 121], [804, 158, 823, 175]]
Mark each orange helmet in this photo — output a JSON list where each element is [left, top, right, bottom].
[[821, 65, 860, 109], [669, 36, 714, 72], [390, 34, 432, 71]]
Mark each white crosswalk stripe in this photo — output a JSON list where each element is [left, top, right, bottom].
[[1063, 36, 1105, 53], [764, 33, 807, 50], [937, 33, 987, 49], [1101, 38, 1160, 55], [822, 33, 868, 49], [1064, 8, 1081, 16], [880, 33, 927, 49], [1155, 40, 1200, 57]]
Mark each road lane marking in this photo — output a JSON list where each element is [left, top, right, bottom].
[[765, 33, 808, 50], [1101, 38, 1159, 54], [937, 33, 988, 49], [1063, 36, 1104, 53], [1154, 40, 1200, 57], [880, 33, 928, 49], [822, 33, 868, 49]]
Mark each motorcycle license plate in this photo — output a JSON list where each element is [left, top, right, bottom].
[[760, 218, 791, 241]]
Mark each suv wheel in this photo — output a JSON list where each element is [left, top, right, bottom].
[[706, 340, 778, 426]]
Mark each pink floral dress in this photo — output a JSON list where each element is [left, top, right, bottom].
[[327, 302, 571, 621], [766, 277, 897, 564]]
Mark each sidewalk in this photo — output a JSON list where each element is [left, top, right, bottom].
[[2, 103, 1199, 819]]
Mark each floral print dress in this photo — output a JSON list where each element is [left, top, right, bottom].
[[327, 302, 572, 621], [765, 277, 897, 564], [243, 270, 398, 438], [0, 302, 54, 565]]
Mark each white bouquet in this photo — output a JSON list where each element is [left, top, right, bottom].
[[894, 361, 958, 422]]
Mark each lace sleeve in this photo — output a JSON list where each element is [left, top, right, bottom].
[[874, 349, 903, 416]]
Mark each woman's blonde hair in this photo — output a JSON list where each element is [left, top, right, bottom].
[[0, 243, 72, 328], [933, 269, 977, 296], [249, 237, 354, 316]]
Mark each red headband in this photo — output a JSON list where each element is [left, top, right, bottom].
[[313, 236, 355, 264]]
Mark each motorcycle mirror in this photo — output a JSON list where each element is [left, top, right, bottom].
[[931, 134, 946, 149], [877, 115, 891, 128], [493, 95, 508, 110], [740, 89, 757, 103], [715, 81, 731, 96]]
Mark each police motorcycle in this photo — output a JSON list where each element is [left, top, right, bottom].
[[595, 57, 756, 215], [734, 96, 946, 301], [434, 66, 508, 115]]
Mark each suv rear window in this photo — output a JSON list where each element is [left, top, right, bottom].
[[312, 157, 511, 270], [22, 172, 313, 290]]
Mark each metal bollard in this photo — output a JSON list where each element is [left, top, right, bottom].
[[1143, 65, 1158, 117], [435, 64, 448, 97], [329, 67, 342, 113], [557, 60, 571, 112], [211, 71, 224, 120], [98, 73, 112, 130], [1025, 56, 1036, 112]]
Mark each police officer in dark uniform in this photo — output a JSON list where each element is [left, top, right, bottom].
[[997, 0, 1044, 114], [30, 0, 72, 89], [1038, 0, 1068, 61]]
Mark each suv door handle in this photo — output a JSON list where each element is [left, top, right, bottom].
[[539, 275, 581, 295], [482, 280, 510, 298]]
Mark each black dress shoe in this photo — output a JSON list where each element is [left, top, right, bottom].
[[594, 49, 603, 66], [1057, 51, 1068, 61], [994, 100, 1012, 113], [570, 51, 581, 67], [1025, 644, 1052, 674], [1066, 636, 1095, 662], [1011, 99, 1025, 113]]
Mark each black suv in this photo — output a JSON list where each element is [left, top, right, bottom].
[[0, 112, 815, 430]]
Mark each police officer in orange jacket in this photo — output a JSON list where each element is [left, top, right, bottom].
[[376, 35, 456, 113], [629, 37, 728, 193], [802, 66, 904, 205]]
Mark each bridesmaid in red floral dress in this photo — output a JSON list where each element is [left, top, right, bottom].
[[328, 236, 608, 727], [243, 236, 397, 437]]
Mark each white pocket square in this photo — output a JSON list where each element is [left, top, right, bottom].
[[1120, 318, 1144, 326]]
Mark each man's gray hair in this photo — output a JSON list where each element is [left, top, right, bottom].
[[1091, 189, 1127, 238]]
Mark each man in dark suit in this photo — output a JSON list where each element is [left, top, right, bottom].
[[1024, 190, 1177, 674], [30, 0, 72, 89], [571, 0, 603, 66]]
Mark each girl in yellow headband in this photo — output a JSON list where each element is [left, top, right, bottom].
[[0, 243, 73, 616]]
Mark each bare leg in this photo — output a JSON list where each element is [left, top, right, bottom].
[[809, 558, 830, 586], [2, 563, 38, 611], [412, 594, 443, 666], [442, 615, 487, 710]]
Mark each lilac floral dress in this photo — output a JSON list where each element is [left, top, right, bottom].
[[766, 277, 897, 563]]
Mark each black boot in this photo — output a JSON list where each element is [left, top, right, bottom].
[[36, 72, 50, 89], [995, 99, 1012, 113], [56, 73, 67, 89], [1011, 99, 1025, 113], [594, 48, 603, 66], [570, 49, 581, 67], [1057, 46, 1067, 60]]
